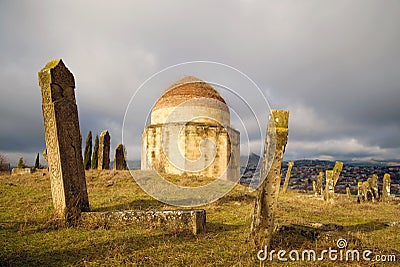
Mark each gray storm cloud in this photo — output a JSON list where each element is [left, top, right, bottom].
[[0, 0, 399, 165]]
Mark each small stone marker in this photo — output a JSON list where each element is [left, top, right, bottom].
[[346, 187, 351, 197], [113, 144, 127, 170], [357, 181, 364, 202], [282, 161, 294, 193], [38, 59, 90, 221], [98, 130, 110, 170], [324, 170, 334, 202], [312, 180, 316, 193], [382, 173, 391, 202], [316, 171, 324, 196]]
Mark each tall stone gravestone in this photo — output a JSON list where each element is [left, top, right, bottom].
[[98, 130, 110, 170], [38, 59, 90, 221], [332, 161, 343, 186], [250, 110, 289, 248], [114, 144, 127, 170]]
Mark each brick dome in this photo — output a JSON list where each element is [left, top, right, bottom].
[[152, 76, 229, 113]]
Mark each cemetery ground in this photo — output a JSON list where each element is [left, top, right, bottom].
[[1, 170, 399, 266]]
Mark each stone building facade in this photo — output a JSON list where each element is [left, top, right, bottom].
[[141, 76, 240, 181]]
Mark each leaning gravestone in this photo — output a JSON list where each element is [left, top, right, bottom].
[[98, 130, 110, 170], [281, 161, 294, 193], [38, 59, 90, 221], [332, 161, 343, 186], [113, 144, 127, 170]]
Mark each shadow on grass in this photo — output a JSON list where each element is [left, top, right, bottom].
[[343, 221, 388, 232], [1, 231, 194, 267], [206, 221, 243, 233]]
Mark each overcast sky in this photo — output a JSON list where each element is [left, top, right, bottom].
[[1, 0, 400, 166]]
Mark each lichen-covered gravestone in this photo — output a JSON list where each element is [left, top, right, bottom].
[[357, 181, 364, 202], [316, 171, 324, 196], [38, 59, 90, 221], [113, 144, 127, 170], [250, 109, 289, 249], [324, 170, 334, 202], [282, 161, 294, 193], [98, 130, 110, 170], [382, 173, 391, 202], [332, 161, 343, 186], [369, 174, 379, 200]]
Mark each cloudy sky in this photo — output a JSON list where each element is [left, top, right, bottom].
[[1, 0, 399, 166]]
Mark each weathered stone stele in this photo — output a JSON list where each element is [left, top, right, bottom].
[[282, 161, 294, 193], [98, 130, 110, 170], [312, 180, 316, 193], [382, 173, 391, 202], [369, 174, 379, 200], [316, 171, 324, 196], [113, 144, 127, 170], [332, 161, 343, 186], [250, 109, 289, 249], [363, 180, 373, 201], [346, 187, 351, 197], [38, 59, 89, 221], [357, 181, 364, 202], [324, 170, 334, 202]]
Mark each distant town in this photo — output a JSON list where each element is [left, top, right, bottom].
[[241, 154, 400, 196]]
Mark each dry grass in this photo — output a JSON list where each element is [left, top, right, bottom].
[[0, 170, 399, 266]]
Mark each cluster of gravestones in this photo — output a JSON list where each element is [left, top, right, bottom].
[[311, 162, 392, 203], [312, 161, 343, 203], [44, 129, 127, 171], [357, 173, 392, 202]]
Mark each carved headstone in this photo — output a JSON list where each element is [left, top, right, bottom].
[[357, 181, 364, 202], [38, 59, 89, 221], [282, 161, 294, 193], [382, 173, 391, 202], [346, 187, 351, 198], [324, 170, 334, 202], [316, 171, 324, 196], [332, 161, 343, 186], [98, 130, 110, 170], [250, 110, 289, 249], [113, 144, 127, 170], [364, 180, 373, 202], [369, 174, 379, 200]]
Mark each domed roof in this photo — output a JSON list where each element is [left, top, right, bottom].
[[152, 76, 229, 113]]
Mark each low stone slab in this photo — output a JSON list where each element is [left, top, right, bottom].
[[11, 168, 32, 175], [80, 209, 206, 235]]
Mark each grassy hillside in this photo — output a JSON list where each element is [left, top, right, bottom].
[[1, 170, 399, 266]]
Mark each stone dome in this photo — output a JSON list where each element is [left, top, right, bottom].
[[151, 76, 230, 125]]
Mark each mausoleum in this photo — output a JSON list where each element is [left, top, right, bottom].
[[141, 76, 240, 181]]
